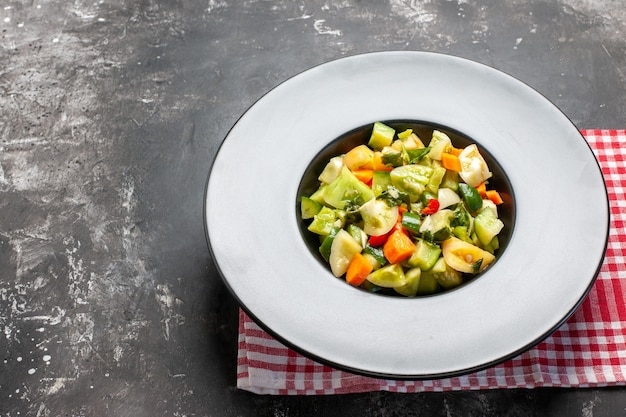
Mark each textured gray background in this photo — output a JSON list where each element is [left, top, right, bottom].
[[1, 1, 625, 416]]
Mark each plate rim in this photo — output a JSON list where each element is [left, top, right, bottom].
[[203, 50, 610, 379]]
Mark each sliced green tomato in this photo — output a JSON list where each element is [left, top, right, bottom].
[[394, 267, 421, 297], [318, 156, 344, 184], [368, 122, 396, 151], [329, 229, 362, 277], [407, 238, 441, 271], [371, 171, 392, 197], [300, 196, 322, 219], [390, 164, 433, 202], [359, 198, 399, 236], [441, 169, 459, 192], [366, 263, 406, 288], [430, 258, 463, 289], [419, 209, 454, 241], [458, 144, 492, 187], [308, 184, 328, 204], [474, 206, 504, 246], [437, 187, 461, 210], [416, 272, 439, 295], [307, 206, 340, 235], [458, 183, 483, 213], [441, 236, 495, 274], [427, 130, 452, 160], [426, 166, 446, 194], [324, 166, 375, 209]]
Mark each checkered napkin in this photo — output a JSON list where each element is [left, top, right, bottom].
[[237, 130, 626, 395]]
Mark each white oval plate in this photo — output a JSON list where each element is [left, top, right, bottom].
[[205, 51, 609, 379]]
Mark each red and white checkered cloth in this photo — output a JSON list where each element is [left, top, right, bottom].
[[237, 130, 626, 395]]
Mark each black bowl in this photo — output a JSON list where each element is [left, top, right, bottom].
[[297, 120, 516, 296]]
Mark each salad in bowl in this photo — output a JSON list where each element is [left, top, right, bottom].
[[300, 122, 508, 297]]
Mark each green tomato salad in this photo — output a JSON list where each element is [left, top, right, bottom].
[[300, 122, 506, 297]]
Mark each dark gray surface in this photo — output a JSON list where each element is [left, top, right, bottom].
[[0, 1, 624, 416]]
